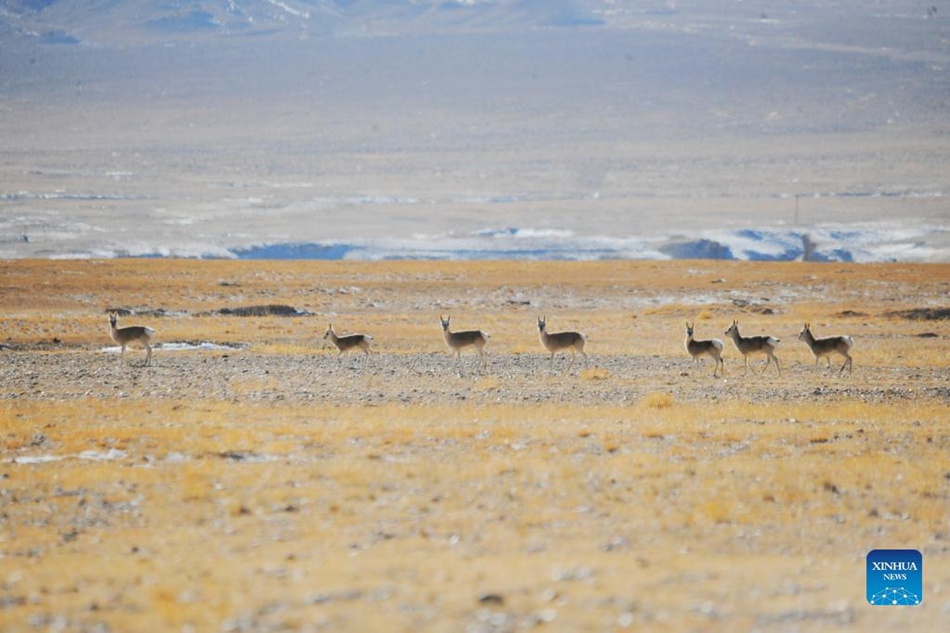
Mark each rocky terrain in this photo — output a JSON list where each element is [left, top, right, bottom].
[[2, 341, 948, 409]]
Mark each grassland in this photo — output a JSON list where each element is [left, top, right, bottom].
[[0, 259, 947, 631]]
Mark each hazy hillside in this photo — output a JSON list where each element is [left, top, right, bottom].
[[2, 0, 603, 43], [2, 1, 945, 47]]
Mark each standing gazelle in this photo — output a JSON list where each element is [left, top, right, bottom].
[[724, 320, 781, 374], [108, 311, 155, 366], [685, 322, 724, 377], [798, 323, 854, 375], [538, 316, 588, 372], [324, 324, 374, 366], [440, 315, 489, 376]]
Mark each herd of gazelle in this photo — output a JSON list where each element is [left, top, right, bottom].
[[107, 312, 854, 376], [687, 320, 854, 376]]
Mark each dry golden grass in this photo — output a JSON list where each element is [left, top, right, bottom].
[[0, 259, 947, 631]]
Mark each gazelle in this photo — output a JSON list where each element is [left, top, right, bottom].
[[724, 320, 781, 374], [797, 323, 854, 375], [108, 311, 155, 365], [685, 322, 724, 377], [537, 316, 588, 372], [324, 324, 374, 365], [440, 315, 489, 376]]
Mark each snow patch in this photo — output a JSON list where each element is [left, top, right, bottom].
[[226, 221, 947, 262]]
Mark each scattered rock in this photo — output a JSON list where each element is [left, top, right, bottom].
[[478, 593, 505, 605], [209, 304, 305, 317], [884, 307, 950, 321]]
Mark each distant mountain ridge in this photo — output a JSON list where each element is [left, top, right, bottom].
[[0, 0, 604, 44]]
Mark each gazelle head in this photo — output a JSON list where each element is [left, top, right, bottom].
[[797, 322, 811, 340], [323, 324, 334, 339], [724, 320, 738, 336], [109, 311, 118, 328], [686, 321, 695, 336], [538, 316, 546, 332], [440, 315, 450, 331]]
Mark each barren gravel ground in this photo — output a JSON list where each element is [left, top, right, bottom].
[[1, 347, 948, 408]]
